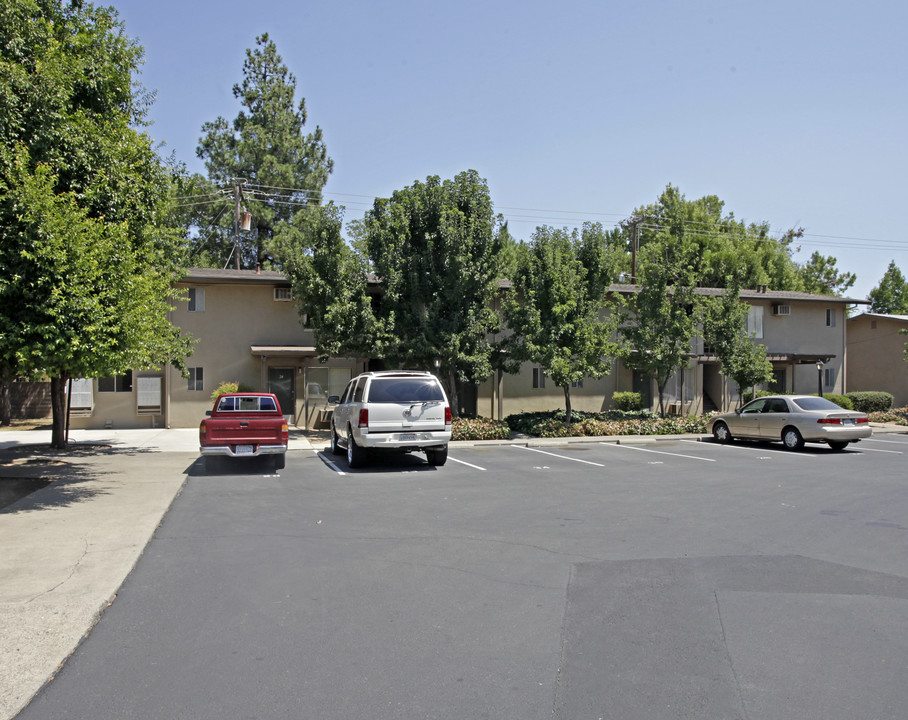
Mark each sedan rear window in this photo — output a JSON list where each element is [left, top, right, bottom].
[[367, 378, 445, 403], [792, 397, 842, 411]]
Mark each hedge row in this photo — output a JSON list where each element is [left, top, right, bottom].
[[845, 391, 894, 413]]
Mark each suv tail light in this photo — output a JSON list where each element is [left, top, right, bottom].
[[444, 407, 452, 426], [358, 408, 369, 428]]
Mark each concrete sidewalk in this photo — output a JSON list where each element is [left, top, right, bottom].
[[1, 424, 903, 719]]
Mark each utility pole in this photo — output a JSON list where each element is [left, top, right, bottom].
[[233, 178, 243, 270], [622, 215, 647, 283]]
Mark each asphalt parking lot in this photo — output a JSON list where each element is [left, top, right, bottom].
[[12, 431, 908, 720]]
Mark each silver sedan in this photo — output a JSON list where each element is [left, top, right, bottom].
[[706, 394, 872, 450]]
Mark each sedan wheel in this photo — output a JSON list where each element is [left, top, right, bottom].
[[712, 421, 732, 444], [782, 427, 804, 450], [828, 440, 849, 451]]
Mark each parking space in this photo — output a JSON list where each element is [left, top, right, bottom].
[[16, 429, 908, 720], [314, 432, 907, 479]]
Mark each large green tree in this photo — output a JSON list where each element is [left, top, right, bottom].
[[271, 203, 378, 359], [0, 0, 192, 446], [361, 171, 505, 413], [194, 34, 332, 269], [867, 261, 908, 314], [699, 280, 774, 407], [503, 224, 621, 423], [797, 251, 856, 296], [619, 241, 701, 417], [622, 185, 804, 291]]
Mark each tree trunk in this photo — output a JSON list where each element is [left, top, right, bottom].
[[657, 378, 667, 418], [50, 375, 69, 450], [0, 380, 10, 427], [445, 370, 460, 418], [563, 384, 572, 425]]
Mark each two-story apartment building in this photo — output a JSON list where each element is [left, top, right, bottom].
[[477, 285, 864, 419], [67, 270, 865, 429]]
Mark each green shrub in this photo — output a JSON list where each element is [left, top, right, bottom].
[[503, 410, 708, 438], [452, 416, 511, 441], [210, 381, 255, 401], [612, 391, 643, 412], [845, 391, 894, 413], [823, 393, 853, 410]]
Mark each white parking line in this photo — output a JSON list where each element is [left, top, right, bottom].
[[857, 447, 903, 455], [601, 443, 715, 462], [680, 439, 816, 459], [317, 453, 346, 474], [448, 456, 487, 471], [865, 438, 908, 445], [514, 446, 605, 467]]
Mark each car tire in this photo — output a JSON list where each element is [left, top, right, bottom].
[[273, 454, 286, 470], [712, 421, 733, 444], [330, 426, 343, 455], [827, 440, 849, 451], [426, 445, 448, 466], [782, 427, 805, 450], [346, 428, 367, 468]]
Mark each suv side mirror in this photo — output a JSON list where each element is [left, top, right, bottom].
[[327, 395, 340, 404]]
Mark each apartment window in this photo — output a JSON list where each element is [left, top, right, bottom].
[[187, 367, 204, 391], [532, 368, 546, 389], [274, 287, 293, 302], [98, 371, 132, 393], [68, 378, 93, 410], [571, 379, 584, 389], [826, 308, 836, 327], [824, 367, 836, 389], [746, 306, 764, 338], [137, 376, 163, 413], [188, 287, 205, 312]]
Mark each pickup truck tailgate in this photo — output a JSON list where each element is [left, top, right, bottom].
[[205, 418, 285, 444]]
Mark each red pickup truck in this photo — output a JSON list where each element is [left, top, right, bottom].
[[199, 393, 288, 470]]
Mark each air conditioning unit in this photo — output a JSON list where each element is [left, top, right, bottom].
[[772, 304, 791, 316]]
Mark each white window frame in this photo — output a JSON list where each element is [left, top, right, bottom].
[[136, 376, 162, 414], [274, 287, 293, 302], [746, 305, 764, 338], [188, 287, 206, 312], [68, 378, 93, 411], [826, 308, 836, 327]]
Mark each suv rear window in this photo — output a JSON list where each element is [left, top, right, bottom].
[[367, 378, 445, 403]]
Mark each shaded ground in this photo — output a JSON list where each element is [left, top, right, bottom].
[[0, 444, 118, 511]]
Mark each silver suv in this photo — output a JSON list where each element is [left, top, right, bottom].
[[328, 371, 452, 468]]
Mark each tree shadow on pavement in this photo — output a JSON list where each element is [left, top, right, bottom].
[[0, 443, 156, 513]]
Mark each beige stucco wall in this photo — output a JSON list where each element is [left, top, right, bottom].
[[847, 315, 908, 407], [753, 299, 848, 395]]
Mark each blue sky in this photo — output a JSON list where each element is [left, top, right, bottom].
[[113, 0, 907, 299]]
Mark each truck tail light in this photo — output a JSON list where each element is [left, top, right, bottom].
[[281, 422, 288, 439], [199, 423, 207, 437], [358, 408, 369, 428], [444, 407, 452, 426]]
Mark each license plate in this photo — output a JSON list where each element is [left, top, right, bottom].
[[843, 419, 855, 425], [399, 434, 417, 441], [235, 445, 254, 455]]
